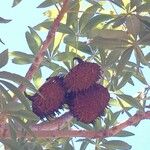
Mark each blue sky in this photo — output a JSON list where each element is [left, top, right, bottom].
[[0, 1, 150, 149]]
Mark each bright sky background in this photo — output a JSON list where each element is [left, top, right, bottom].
[[0, 0, 150, 150]]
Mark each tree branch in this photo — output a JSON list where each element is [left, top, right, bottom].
[[17, 0, 70, 94], [0, 111, 150, 139]]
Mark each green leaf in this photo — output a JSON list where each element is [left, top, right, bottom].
[[11, 51, 34, 65], [117, 94, 143, 110], [3, 101, 24, 112], [111, 0, 124, 8], [34, 20, 74, 35], [114, 130, 135, 137], [126, 15, 141, 37], [112, 15, 126, 28], [79, 4, 100, 32], [37, 0, 62, 8], [0, 84, 12, 101], [89, 29, 129, 40], [0, 71, 36, 92], [12, 0, 22, 7], [11, 110, 40, 121], [25, 27, 42, 54], [63, 141, 74, 150], [90, 37, 129, 50], [66, 0, 79, 28], [25, 31, 40, 54], [145, 52, 150, 61], [0, 17, 11, 23], [105, 50, 122, 67], [124, 67, 148, 85], [8, 119, 17, 140], [116, 47, 133, 74], [53, 52, 78, 62], [108, 111, 121, 127], [139, 32, 150, 45], [0, 139, 22, 150], [0, 38, 5, 45], [33, 69, 42, 89], [136, 2, 150, 12], [102, 140, 132, 150], [135, 47, 150, 67], [80, 141, 89, 150], [0, 80, 31, 110], [116, 72, 133, 90], [130, 0, 142, 9], [82, 14, 112, 34], [12, 116, 36, 136], [0, 49, 8, 68], [75, 121, 93, 130], [64, 35, 92, 54]]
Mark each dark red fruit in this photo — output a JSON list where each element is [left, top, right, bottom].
[[67, 84, 110, 124], [25, 76, 65, 119], [64, 58, 103, 92]]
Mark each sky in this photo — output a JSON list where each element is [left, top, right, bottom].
[[0, 0, 150, 150]]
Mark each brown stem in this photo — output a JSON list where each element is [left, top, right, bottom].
[[1, 111, 150, 139], [17, 0, 70, 95]]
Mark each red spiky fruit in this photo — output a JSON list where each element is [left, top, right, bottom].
[[26, 76, 65, 119], [67, 84, 110, 124], [64, 57, 103, 92]]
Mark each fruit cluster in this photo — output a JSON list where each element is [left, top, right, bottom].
[[25, 57, 110, 124]]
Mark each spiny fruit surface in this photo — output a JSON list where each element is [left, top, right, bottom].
[[64, 59, 102, 92], [67, 84, 110, 124], [26, 76, 65, 119]]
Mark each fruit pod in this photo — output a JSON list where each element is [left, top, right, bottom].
[[67, 84, 110, 124], [25, 76, 65, 119], [64, 57, 103, 92]]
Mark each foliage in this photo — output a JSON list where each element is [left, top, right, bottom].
[[0, 0, 150, 150]]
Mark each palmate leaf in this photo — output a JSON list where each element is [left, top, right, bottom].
[[101, 140, 132, 150], [0, 49, 8, 68]]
